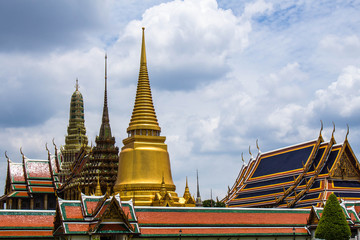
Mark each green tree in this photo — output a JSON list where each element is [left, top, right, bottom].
[[315, 193, 351, 240], [202, 199, 225, 207], [202, 199, 215, 207]]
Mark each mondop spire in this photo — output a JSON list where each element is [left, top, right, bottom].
[[81, 54, 119, 195], [99, 54, 112, 138]]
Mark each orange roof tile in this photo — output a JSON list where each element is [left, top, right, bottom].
[[136, 208, 309, 226]]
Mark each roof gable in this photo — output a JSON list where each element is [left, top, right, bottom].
[[329, 141, 360, 180]]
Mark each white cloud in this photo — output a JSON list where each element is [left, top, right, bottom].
[[311, 65, 360, 118]]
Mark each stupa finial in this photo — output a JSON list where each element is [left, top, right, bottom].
[[141, 27, 147, 65], [127, 28, 160, 134]]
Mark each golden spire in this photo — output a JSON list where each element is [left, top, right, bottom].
[[95, 175, 103, 196], [127, 27, 161, 134], [183, 177, 191, 200], [160, 175, 166, 197]]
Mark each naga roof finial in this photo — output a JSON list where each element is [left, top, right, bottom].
[[249, 145, 253, 159], [20, 147, 24, 157], [241, 152, 244, 163], [345, 124, 350, 141], [256, 139, 261, 154], [319, 120, 323, 137], [45, 143, 50, 156], [4, 151, 9, 161], [331, 121, 336, 139]]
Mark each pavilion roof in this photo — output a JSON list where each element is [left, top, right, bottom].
[[0, 209, 55, 239], [225, 130, 360, 208], [135, 206, 310, 237], [53, 193, 139, 236]]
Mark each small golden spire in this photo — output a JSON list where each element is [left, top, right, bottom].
[[95, 175, 103, 196], [183, 177, 191, 200], [75, 78, 79, 91], [160, 175, 166, 197]]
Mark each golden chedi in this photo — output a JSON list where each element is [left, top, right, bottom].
[[114, 28, 195, 207]]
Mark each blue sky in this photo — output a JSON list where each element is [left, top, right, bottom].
[[0, 0, 360, 199]]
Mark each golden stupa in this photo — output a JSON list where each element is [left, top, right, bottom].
[[114, 28, 195, 207]]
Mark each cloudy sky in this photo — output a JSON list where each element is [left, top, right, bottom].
[[0, 0, 360, 200]]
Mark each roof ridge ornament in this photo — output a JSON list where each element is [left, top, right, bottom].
[[256, 139, 261, 154], [319, 120, 323, 137], [52, 138, 57, 151], [345, 124, 350, 141], [4, 151, 10, 162], [20, 147, 24, 158], [45, 143, 50, 157], [249, 146, 253, 159], [331, 121, 336, 139]]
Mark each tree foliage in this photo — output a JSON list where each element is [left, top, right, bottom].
[[202, 199, 225, 207], [315, 193, 351, 240]]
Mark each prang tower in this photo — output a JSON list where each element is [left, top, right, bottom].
[[114, 28, 194, 206], [59, 80, 90, 183]]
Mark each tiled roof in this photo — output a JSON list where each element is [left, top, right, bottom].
[[54, 193, 139, 236], [226, 133, 360, 208], [0, 210, 55, 239], [9, 162, 25, 183], [135, 207, 310, 237], [1, 153, 59, 202], [308, 200, 360, 227]]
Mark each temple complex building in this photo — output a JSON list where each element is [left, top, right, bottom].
[[81, 55, 119, 196], [3, 27, 360, 239], [224, 124, 360, 208], [0, 147, 60, 210], [57, 55, 120, 200]]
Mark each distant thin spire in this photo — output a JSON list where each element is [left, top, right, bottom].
[[195, 169, 202, 207]]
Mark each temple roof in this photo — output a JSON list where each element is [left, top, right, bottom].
[[135, 206, 310, 237], [0, 209, 55, 238], [225, 129, 360, 208], [2, 152, 59, 200], [53, 193, 139, 236], [308, 200, 360, 227]]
